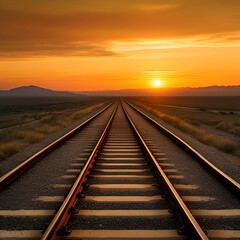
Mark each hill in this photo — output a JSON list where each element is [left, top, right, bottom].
[[0, 85, 81, 97], [1, 85, 239, 97]]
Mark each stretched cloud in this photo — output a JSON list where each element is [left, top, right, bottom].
[[0, 41, 119, 59]]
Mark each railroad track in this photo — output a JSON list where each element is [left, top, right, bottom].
[[0, 100, 239, 239]]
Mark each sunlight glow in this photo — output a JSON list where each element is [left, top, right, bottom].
[[153, 79, 162, 88]]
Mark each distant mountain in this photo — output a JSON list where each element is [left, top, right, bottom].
[[0, 85, 82, 97], [1, 85, 239, 97], [78, 85, 240, 96]]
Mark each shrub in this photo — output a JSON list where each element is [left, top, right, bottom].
[[216, 122, 227, 131]]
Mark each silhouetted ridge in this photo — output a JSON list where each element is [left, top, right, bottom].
[[77, 85, 240, 96], [0, 85, 82, 97]]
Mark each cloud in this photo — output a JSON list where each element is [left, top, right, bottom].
[[0, 41, 120, 59], [0, 0, 239, 59], [142, 70, 177, 74], [1, 1, 239, 41], [0, 0, 178, 13], [111, 34, 240, 54]]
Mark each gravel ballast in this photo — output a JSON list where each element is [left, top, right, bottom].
[[0, 104, 116, 231], [124, 102, 240, 230]]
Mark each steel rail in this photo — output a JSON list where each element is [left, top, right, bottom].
[[125, 101, 240, 197], [0, 100, 116, 191], [41, 102, 118, 240], [122, 103, 208, 240]]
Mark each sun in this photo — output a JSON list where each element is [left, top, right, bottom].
[[152, 79, 162, 88]]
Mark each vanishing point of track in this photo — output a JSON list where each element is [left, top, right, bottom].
[[0, 100, 239, 240]]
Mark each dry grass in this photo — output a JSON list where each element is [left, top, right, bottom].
[[0, 100, 110, 161], [133, 101, 239, 156], [14, 130, 46, 143], [216, 122, 240, 135], [0, 141, 24, 160], [131, 97, 240, 136]]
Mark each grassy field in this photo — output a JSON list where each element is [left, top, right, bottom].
[[0, 96, 112, 160], [129, 97, 240, 157]]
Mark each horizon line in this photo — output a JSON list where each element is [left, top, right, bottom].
[[1, 84, 240, 92]]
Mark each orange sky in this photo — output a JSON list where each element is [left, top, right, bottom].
[[0, 0, 240, 91]]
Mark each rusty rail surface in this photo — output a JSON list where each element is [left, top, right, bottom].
[[43, 102, 208, 240], [41, 102, 118, 240], [122, 103, 208, 240]]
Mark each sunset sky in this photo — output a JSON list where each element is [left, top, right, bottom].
[[0, 0, 240, 91]]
